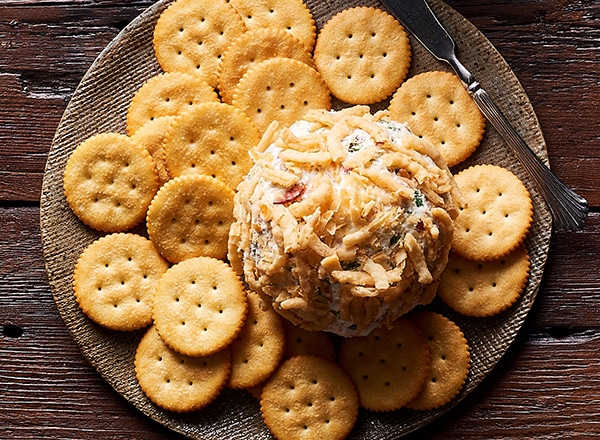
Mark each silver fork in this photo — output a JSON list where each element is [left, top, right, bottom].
[[380, 0, 588, 230]]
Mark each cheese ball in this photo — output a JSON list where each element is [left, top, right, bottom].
[[228, 106, 461, 337]]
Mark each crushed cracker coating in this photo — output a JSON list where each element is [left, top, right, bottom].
[[228, 107, 462, 337]]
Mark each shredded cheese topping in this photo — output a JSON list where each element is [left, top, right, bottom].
[[228, 106, 462, 337]]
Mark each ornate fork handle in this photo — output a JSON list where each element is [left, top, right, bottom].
[[468, 82, 588, 231]]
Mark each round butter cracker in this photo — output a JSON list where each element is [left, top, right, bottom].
[[64, 132, 158, 232], [314, 6, 412, 105], [153, 256, 247, 357], [228, 290, 286, 389], [153, 0, 246, 88], [146, 174, 234, 263], [135, 325, 231, 412], [407, 311, 470, 411], [438, 246, 531, 317], [162, 102, 259, 191], [232, 57, 331, 135], [452, 164, 533, 261], [338, 316, 431, 411], [389, 70, 486, 167], [260, 355, 359, 440], [73, 233, 169, 331]]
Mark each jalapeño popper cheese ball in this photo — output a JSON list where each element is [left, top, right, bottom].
[[228, 106, 462, 337]]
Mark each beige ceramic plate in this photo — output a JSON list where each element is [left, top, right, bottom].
[[41, 0, 552, 438]]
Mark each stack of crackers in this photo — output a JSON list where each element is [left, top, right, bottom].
[[62, 0, 535, 438]]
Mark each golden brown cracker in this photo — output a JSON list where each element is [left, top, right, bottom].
[[232, 57, 331, 135], [146, 174, 235, 263], [134, 325, 231, 412], [73, 233, 169, 331], [218, 27, 314, 104], [438, 246, 531, 317], [452, 164, 533, 261], [228, 290, 286, 389], [283, 319, 336, 362], [389, 70, 486, 167], [153, 256, 247, 357], [314, 6, 411, 105], [63, 132, 158, 232], [130, 116, 174, 187], [162, 102, 259, 191], [338, 316, 431, 411], [229, 0, 316, 51], [126, 71, 219, 135], [407, 311, 470, 410], [260, 355, 359, 440], [153, 0, 246, 88]]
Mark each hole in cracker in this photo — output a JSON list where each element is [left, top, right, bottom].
[[348, 34, 353, 39], [257, 108, 262, 113], [303, 101, 308, 106], [371, 32, 376, 37], [385, 381, 390, 387]]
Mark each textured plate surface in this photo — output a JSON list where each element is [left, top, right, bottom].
[[40, 0, 552, 438]]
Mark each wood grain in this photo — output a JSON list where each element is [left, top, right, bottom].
[[1, 0, 599, 438]]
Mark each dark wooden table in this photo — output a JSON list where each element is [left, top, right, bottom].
[[1, 0, 599, 438]]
